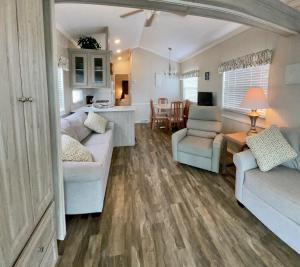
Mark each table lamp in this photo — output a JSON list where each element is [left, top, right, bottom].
[[240, 87, 268, 135]]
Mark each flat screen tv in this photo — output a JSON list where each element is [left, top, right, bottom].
[[198, 92, 213, 106]]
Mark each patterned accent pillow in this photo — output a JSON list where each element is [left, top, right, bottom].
[[246, 125, 297, 172], [84, 112, 108, 134], [61, 135, 93, 162]]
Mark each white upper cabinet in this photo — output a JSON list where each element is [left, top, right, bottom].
[[90, 54, 106, 87], [72, 53, 88, 87], [70, 49, 111, 88]]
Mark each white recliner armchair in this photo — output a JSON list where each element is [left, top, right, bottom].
[[172, 105, 223, 173]]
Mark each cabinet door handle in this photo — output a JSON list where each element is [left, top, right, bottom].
[[26, 97, 33, 102], [38, 246, 45, 253], [17, 96, 27, 103]]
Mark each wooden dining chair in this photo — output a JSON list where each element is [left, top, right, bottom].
[[157, 97, 169, 115], [158, 97, 168, 104], [168, 101, 184, 130], [183, 100, 191, 128], [150, 100, 168, 130]]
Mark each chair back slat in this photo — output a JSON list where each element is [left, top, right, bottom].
[[158, 98, 168, 104], [170, 101, 184, 123]]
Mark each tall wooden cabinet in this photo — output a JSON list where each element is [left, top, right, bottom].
[[0, 0, 57, 266]]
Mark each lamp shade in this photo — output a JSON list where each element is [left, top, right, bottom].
[[240, 87, 268, 109]]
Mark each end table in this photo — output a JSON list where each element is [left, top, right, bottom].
[[222, 132, 248, 174]]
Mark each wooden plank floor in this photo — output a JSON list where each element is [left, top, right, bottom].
[[57, 124, 300, 267]]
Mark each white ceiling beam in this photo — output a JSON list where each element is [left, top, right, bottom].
[[55, 0, 300, 36]]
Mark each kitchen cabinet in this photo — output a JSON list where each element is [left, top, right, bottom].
[[70, 49, 111, 88]]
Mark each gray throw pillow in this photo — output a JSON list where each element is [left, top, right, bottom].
[[246, 125, 297, 172]]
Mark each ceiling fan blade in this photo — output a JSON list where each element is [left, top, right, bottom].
[[144, 13, 156, 27], [120, 9, 144, 18]]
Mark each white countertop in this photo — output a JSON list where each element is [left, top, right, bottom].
[[74, 105, 136, 113]]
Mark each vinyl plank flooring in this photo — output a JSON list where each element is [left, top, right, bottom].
[[56, 124, 300, 267]]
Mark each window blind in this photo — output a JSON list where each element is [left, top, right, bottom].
[[222, 64, 270, 116], [183, 77, 198, 103], [57, 68, 65, 115]]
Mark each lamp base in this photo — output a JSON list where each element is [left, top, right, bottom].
[[247, 110, 259, 136]]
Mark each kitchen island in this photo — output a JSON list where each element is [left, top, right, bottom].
[[74, 105, 135, 147]]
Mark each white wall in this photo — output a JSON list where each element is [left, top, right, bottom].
[[131, 48, 181, 122], [56, 30, 77, 114], [181, 28, 300, 132]]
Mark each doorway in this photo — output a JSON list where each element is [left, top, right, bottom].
[[115, 74, 130, 106]]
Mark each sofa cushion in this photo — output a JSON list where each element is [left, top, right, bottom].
[[244, 166, 300, 225], [65, 112, 92, 142], [281, 127, 300, 171], [84, 112, 108, 134], [61, 135, 93, 162], [178, 136, 213, 158], [82, 129, 113, 146], [246, 125, 297, 172], [61, 118, 78, 140], [85, 143, 110, 164]]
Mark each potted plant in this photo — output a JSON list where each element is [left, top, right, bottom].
[[77, 36, 101, 50]]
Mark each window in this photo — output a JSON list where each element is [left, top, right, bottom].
[[183, 77, 198, 102], [72, 89, 83, 104], [222, 64, 270, 116], [57, 68, 65, 115]]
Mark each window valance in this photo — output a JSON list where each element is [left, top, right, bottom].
[[218, 49, 273, 73], [58, 56, 69, 71], [181, 69, 200, 79]]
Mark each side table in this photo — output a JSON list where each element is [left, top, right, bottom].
[[222, 132, 248, 174]]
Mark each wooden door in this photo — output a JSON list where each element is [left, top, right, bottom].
[[16, 0, 54, 223], [0, 0, 35, 266]]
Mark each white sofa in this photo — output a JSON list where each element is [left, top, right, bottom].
[[61, 112, 114, 215], [233, 127, 300, 254]]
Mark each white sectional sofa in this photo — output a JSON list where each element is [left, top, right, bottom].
[[61, 112, 114, 215], [233, 127, 300, 254]]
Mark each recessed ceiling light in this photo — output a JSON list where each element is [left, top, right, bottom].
[[114, 39, 121, 44], [118, 56, 122, 60], [116, 49, 121, 53]]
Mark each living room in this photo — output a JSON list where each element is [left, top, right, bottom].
[[1, 0, 300, 266]]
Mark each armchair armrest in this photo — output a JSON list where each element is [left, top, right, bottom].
[[233, 150, 258, 201], [172, 128, 187, 161], [211, 133, 224, 173]]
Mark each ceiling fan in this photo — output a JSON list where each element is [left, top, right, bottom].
[[120, 9, 186, 27]]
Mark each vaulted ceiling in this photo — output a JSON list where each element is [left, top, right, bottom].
[[55, 4, 245, 62]]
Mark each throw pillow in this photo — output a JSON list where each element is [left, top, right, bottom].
[[84, 112, 108, 134], [61, 134, 93, 162], [246, 125, 297, 172]]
